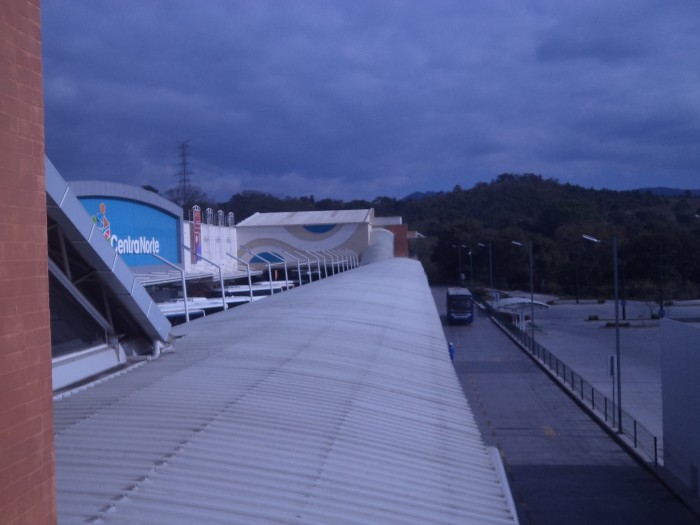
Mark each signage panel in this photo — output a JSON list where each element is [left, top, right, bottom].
[[191, 207, 202, 263], [80, 197, 180, 266]]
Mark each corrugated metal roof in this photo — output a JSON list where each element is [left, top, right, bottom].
[[54, 258, 518, 524], [236, 209, 373, 227]]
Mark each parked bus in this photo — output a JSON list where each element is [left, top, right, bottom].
[[446, 287, 474, 325]]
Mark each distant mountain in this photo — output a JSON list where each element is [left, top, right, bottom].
[[405, 187, 700, 200], [403, 191, 438, 201], [638, 187, 700, 197]]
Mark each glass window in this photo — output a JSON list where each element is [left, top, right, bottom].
[[49, 274, 105, 358]]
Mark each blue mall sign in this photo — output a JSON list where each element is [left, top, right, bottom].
[[80, 197, 181, 266]]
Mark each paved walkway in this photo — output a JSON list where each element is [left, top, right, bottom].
[[433, 288, 699, 524]]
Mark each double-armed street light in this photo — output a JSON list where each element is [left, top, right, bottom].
[[511, 240, 535, 348], [583, 234, 623, 432]]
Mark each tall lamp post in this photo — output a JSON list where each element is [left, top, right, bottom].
[[658, 247, 667, 319], [451, 244, 466, 283], [477, 242, 494, 291], [468, 246, 474, 289], [583, 234, 622, 432], [512, 240, 535, 348]]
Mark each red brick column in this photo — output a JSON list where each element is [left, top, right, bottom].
[[0, 1, 57, 524], [384, 224, 409, 257]]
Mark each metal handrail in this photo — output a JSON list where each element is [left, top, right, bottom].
[[225, 252, 254, 301], [242, 247, 274, 295], [184, 246, 226, 312], [293, 250, 313, 282], [315, 251, 329, 278], [480, 298, 660, 465], [266, 251, 290, 290], [152, 253, 189, 322], [322, 250, 336, 276], [281, 250, 303, 287]]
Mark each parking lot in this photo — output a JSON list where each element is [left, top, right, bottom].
[[433, 287, 700, 524], [529, 297, 700, 439]]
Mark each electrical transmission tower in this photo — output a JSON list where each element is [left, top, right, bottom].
[[176, 140, 194, 207]]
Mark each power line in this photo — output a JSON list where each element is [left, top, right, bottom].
[[176, 140, 194, 206]]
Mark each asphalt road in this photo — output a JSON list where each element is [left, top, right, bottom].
[[432, 287, 699, 525]]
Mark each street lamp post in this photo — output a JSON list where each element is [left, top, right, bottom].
[[575, 242, 580, 304], [583, 234, 622, 432], [468, 246, 474, 289], [658, 247, 666, 319], [477, 242, 494, 292], [512, 240, 535, 349], [451, 244, 466, 283], [621, 245, 627, 320]]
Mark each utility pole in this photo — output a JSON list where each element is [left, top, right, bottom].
[[176, 140, 193, 207]]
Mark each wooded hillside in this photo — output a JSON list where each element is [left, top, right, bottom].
[[202, 173, 700, 301]]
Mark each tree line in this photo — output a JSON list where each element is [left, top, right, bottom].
[[160, 173, 700, 302]]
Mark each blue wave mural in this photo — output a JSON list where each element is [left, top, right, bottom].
[[303, 224, 336, 234]]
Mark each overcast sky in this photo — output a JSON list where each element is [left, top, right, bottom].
[[42, 1, 700, 201]]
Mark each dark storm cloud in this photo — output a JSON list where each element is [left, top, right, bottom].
[[42, 1, 700, 201]]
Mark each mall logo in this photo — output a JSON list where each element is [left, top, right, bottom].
[[91, 202, 161, 256], [92, 202, 111, 240]]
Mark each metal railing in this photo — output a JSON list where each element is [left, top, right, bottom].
[[481, 300, 659, 465]]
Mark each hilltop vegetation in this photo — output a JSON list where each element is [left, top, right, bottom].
[[399, 174, 700, 301], [176, 173, 700, 301]]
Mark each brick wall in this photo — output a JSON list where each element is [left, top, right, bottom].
[[383, 224, 409, 257], [0, 1, 57, 524]]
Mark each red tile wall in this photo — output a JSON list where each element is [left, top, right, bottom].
[[0, 1, 57, 524]]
